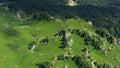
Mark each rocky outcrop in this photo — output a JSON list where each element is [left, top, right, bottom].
[[67, 0, 77, 6]]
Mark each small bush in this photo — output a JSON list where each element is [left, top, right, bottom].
[[72, 55, 92, 68], [107, 35, 115, 44], [37, 62, 53, 68]]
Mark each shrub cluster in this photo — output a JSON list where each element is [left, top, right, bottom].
[[37, 62, 53, 68], [96, 28, 115, 44], [70, 29, 103, 50]]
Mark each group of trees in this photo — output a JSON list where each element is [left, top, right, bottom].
[[96, 28, 115, 44], [95, 62, 118, 68], [55, 30, 68, 48], [36, 54, 92, 68], [70, 29, 103, 50], [28, 37, 49, 52], [37, 62, 53, 68], [40, 37, 49, 44], [84, 35, 103, 50], [72, 55, 92, 68], [72, 54, 117, 68], [36, 54, 117, 68], [75, 0, 120, 6], [31, 12, 51, 21]]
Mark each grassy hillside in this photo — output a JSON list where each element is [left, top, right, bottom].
[[0, 7, 120, 68]]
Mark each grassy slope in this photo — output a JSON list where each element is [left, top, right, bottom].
[[0, 7, 120, 68]]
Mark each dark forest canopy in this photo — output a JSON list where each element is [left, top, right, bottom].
[[1, 0, 120, 6]]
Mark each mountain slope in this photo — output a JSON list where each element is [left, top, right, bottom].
[[0, 7, 120, 68]]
